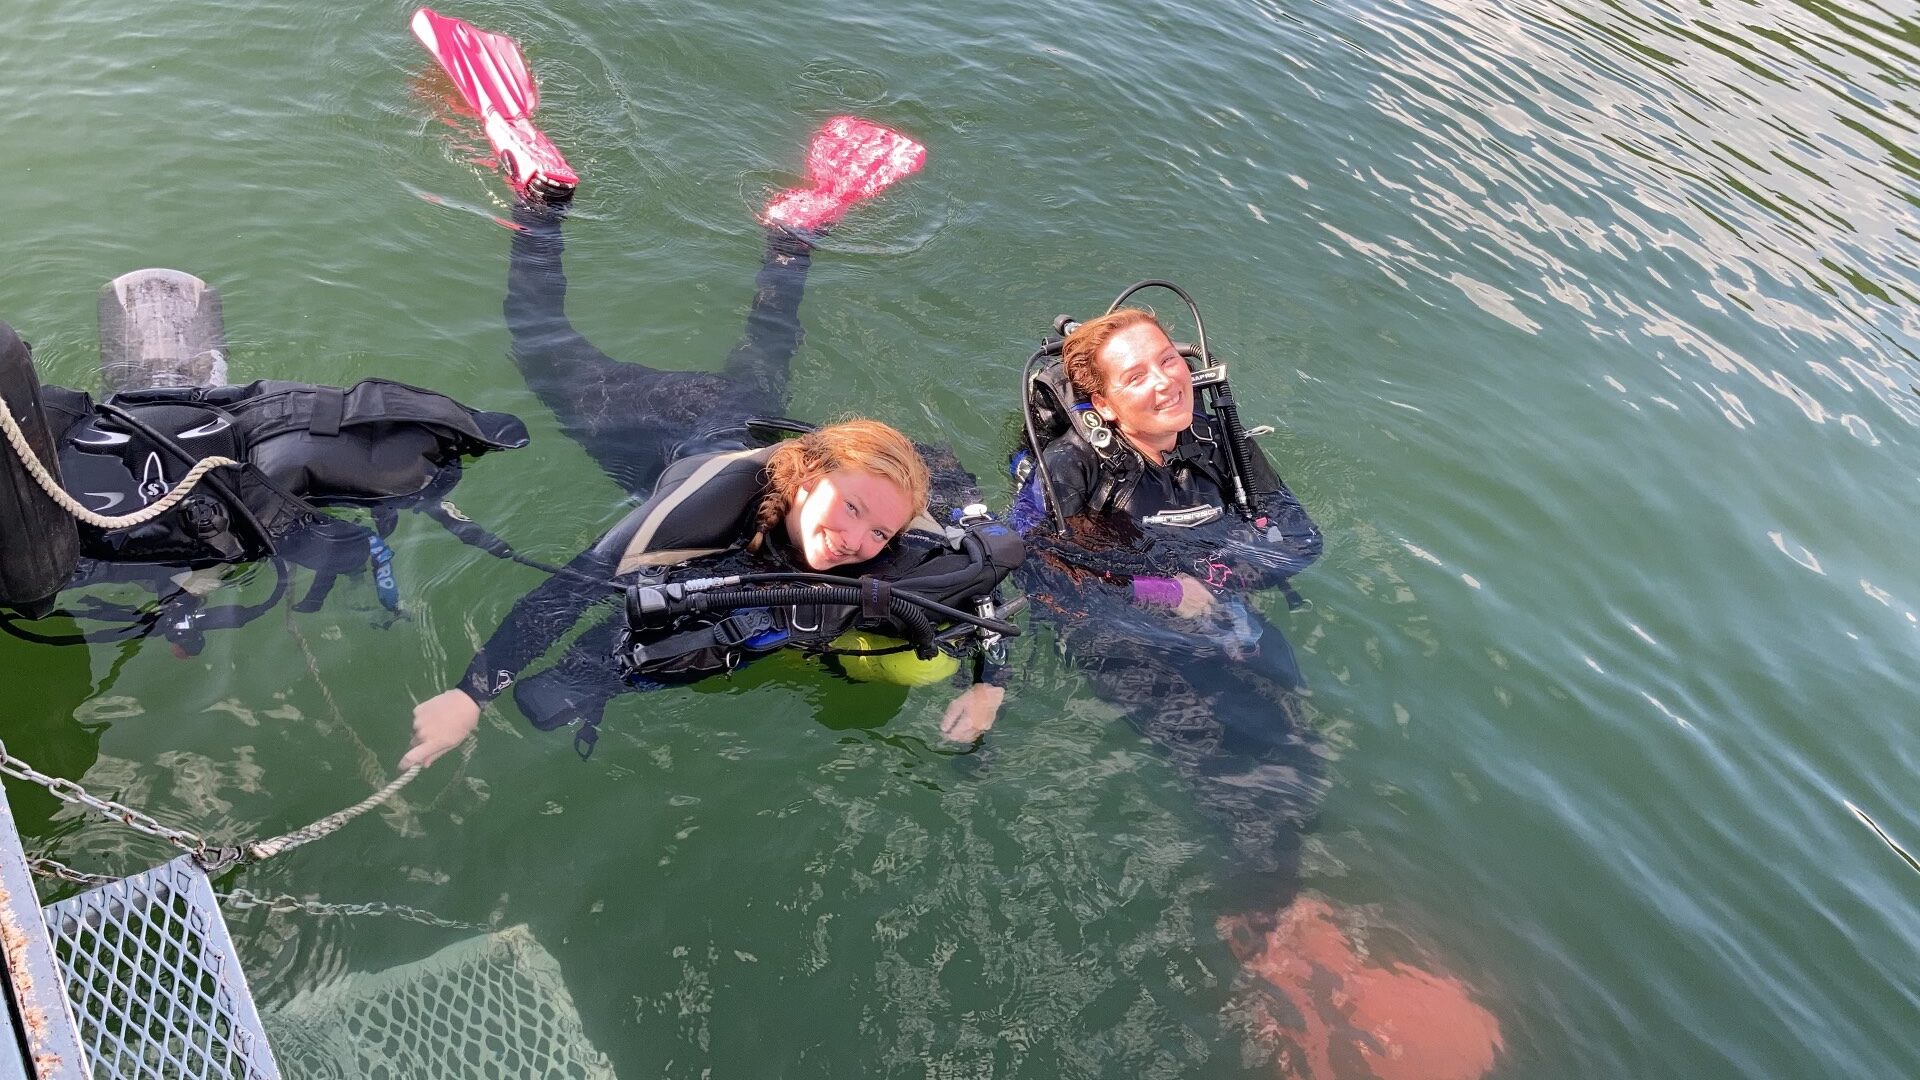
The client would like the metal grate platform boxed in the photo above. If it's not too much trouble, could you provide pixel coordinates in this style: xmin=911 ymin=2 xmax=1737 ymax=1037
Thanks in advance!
xmin=264 ymin=924 xmax=615 ymax=1080
xmin=41 ymin=857 xmax=279 ymax=1080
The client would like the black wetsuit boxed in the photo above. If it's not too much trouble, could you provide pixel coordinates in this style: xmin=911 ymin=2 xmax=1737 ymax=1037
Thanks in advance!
xmin=479 ymin=199 xmax=984 ymax=1075
xmin=503 ymin=201 xmax=809 ymax=494
xmin=1013 ymin=417 xmax=1326 ymax=903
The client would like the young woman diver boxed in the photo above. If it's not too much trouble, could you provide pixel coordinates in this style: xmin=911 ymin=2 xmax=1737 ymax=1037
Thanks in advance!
xmin=402 ymin=11 xmax=1018 ymax=769
xmin=1002 ymin=286 xmax=1502 ymax=1079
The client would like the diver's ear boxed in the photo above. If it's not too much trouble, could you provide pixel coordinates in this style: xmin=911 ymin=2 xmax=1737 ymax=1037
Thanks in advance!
xmin=1090 ymin=392 xmax=1119 ymax=424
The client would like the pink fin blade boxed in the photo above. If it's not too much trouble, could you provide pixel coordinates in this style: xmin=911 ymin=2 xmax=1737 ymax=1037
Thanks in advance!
xmin=411 ymin=8 xmax=539 ymax=119
xmin=1221 ymin=899 xmax=1504 ymax=1080
xmin=807 ymin=117 xmax=928 ymax=200
xmin=764 ymin=117 xmax=927 ymax=231
xmin=411 ymin=8 xmax=575 ymax=194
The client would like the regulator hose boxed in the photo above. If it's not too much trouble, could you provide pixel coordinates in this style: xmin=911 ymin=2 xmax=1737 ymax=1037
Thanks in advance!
xmin=1021 ymin=343 xmax=1066 ymax=530
xmin=693 ymin=575 xmax=1021 ymax=637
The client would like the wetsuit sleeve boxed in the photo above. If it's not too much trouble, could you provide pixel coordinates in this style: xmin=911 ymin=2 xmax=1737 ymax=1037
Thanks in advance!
xmin=458 ymin=540 xmax=620 ymax=705
xmin=1015 ymin=529 xmax=1146 ymax=609
xmin=975 ymin=653 xmax=1014 ymax=688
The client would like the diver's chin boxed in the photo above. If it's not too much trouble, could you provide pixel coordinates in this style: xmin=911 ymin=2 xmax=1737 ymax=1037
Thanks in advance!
xmin=808 ymin=540 xmax=847 ymax=571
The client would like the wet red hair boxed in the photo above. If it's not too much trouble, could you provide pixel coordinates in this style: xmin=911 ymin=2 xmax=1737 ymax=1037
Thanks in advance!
xmin=1061 ymin=307 xmax=1164 ymax=399
xmin=749 ymin=419 xmax=930 ymax=552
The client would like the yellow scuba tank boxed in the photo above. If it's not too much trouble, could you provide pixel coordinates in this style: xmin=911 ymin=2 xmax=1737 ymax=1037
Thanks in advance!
xmin=828 ymin=630 xmax=959 ymax=687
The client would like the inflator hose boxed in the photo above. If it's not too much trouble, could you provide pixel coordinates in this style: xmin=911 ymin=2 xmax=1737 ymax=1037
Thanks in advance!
xmin=683 ymin=577 xmax=1020 ymax=638
xmin=679 ymin=584 xmax=942 ymax=657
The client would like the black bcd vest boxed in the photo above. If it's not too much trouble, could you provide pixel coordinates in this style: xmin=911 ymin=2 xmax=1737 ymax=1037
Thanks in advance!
xmin=39 ymin=377 xmax=529 ymax=575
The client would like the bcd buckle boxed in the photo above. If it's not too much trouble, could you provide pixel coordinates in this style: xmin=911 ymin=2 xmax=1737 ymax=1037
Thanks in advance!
xmin=710 ymin=607 xmax=777 ymax=647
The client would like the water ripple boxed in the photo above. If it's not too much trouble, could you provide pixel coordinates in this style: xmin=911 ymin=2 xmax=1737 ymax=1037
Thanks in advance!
xmin=1279 ymin=0 xmax=1920 ymax=434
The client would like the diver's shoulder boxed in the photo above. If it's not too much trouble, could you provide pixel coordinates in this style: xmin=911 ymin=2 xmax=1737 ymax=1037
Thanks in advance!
xmin=1039 ymin=430 xmax=1103 ymax=475
xmin=1185 ymin=413 xmax=1228 ymax=447
xmin=593 ymin=445 xmax=776 ymax=567
xmin=653 ymin=443 xmax=778 ymax=496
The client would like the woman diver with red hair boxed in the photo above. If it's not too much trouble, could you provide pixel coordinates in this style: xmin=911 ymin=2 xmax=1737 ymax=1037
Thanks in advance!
xmin=1003 ymin=296 xmax=1503 ymax=1080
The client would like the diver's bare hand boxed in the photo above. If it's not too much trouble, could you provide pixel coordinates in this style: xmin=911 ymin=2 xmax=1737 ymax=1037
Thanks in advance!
xmin=400 ymin=689 xmax=481 ymax=770
xmin=940 ymin=683 xmax=1006 ymax=744
xmin=1173 ymin=573 xmax=1221 ymax=620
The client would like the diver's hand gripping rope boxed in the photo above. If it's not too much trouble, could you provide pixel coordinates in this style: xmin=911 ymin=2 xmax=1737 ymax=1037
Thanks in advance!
xmin=2 ymin=396 xmax=240 ymax=529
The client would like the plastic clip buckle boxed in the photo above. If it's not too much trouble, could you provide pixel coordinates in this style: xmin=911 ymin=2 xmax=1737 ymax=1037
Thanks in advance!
xmin=711 ymin=608 xmax=777 ymax=648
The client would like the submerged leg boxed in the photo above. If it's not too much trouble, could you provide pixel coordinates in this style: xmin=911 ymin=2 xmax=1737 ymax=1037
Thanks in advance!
xmin=503 ymin=200 xmax=636 ymax=405
xmin=497 ymin=117 xmax=924 ymax=491
xmin=1081 ymin=641 xmax=1328 ymax=901
xmin=720 ymin=116 xmax=929 ymax=410
xmin=717 ymin=228 xmax=817 ymax=414
xmin=501 ymin=200 xmax=734 ymax=492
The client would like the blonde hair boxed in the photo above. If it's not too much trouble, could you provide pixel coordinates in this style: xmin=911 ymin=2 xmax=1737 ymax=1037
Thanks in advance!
xmin=749 ymin=419 xmax=931 ymax=552
xmin=1062 ymin=307 xmax=1163 ymax=399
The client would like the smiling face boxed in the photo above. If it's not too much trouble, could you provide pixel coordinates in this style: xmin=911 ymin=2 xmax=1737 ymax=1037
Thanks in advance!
xmin=1089 ymin=320 xmax=1195 ymax=457
xmin=785 ymin=468 xmax=916 ymax=570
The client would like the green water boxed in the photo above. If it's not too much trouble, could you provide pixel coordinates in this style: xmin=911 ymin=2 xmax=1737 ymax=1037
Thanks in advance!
xmin=5 ymin=0 xmax=1919 ymax=1076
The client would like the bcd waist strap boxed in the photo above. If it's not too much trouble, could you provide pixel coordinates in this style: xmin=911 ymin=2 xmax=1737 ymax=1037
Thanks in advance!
xmin=618 ymin=607 xmax=785 ymax=683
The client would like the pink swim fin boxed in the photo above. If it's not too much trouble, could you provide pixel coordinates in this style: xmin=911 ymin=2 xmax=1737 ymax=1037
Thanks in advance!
xmin=762 ymin=117 xmax=927 ymax=231
xmin=411 ymin=7 xmax=578 ymax=197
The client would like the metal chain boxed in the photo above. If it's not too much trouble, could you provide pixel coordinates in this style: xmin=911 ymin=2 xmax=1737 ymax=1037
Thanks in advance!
xmin=0 ymin=731 xmax=424 ymax=873
xmin=216 ymin=888 xmax=486 ymax=931
xmin=0 ymin=736 xmax=213 ymax=859
xmin=26 ymin=857 xmax=483 ymax=931
xmin=27 ymin=857 xmax=121 ymax=888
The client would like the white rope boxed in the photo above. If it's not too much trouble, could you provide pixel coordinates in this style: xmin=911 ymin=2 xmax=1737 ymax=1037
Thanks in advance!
xmin=2 ymin=397 xmax=239 ymax=529
xmin=246 ymin=765 xmax=425 ymax=862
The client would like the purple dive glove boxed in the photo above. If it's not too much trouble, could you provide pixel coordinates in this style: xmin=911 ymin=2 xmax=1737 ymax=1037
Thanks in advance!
xmin=1130 ymin=575 xmax=1184 ymax=607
